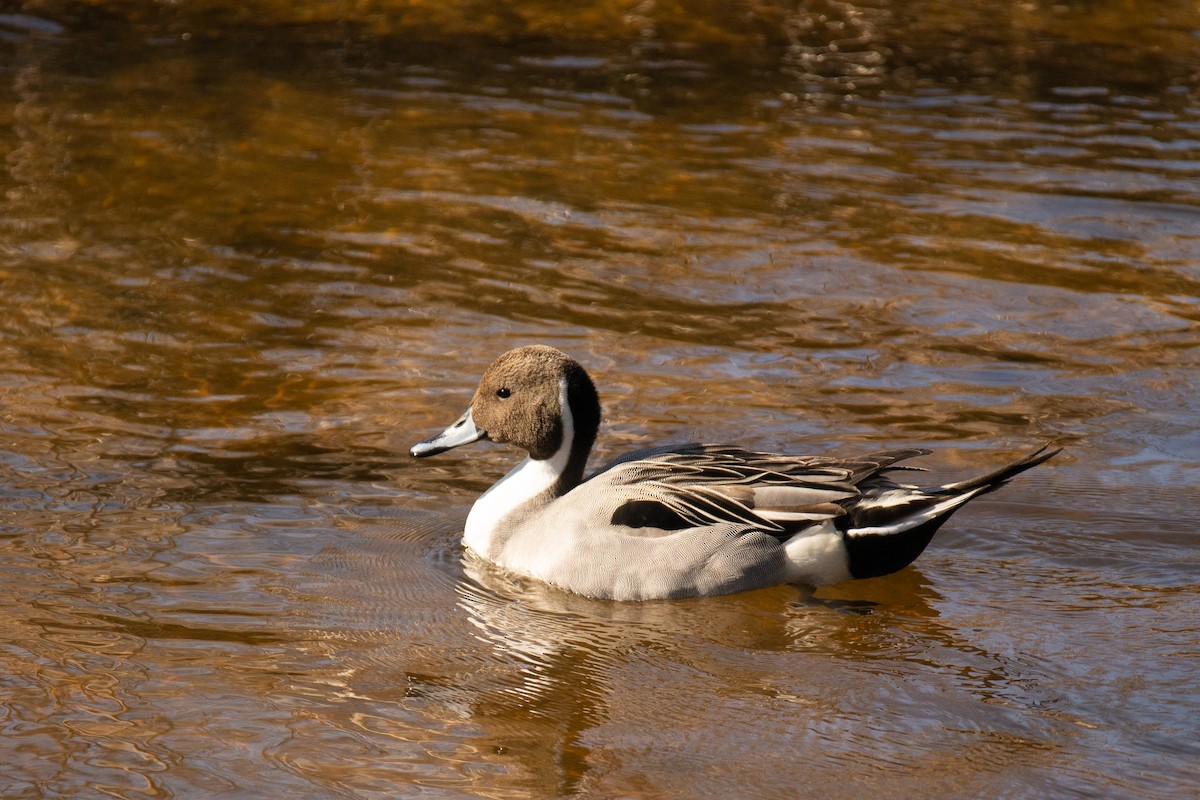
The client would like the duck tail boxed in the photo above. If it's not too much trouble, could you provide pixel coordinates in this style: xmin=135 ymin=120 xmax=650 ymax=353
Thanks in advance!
xmin=838 ymin=445 xmax=1060 ymax=580
xmin=940 ymin=443 xmax=1061 ymax=494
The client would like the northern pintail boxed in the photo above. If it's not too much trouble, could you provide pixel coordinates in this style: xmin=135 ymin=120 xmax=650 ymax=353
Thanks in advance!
xmin=410 ymin=345 xmax=1059 ymax=600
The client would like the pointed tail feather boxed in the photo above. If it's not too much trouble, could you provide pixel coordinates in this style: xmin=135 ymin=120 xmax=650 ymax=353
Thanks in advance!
xmin=840 ymin=444 xmax=1060 ymax=580
xmin=940 ymin=444 xmax=1061 ymax=494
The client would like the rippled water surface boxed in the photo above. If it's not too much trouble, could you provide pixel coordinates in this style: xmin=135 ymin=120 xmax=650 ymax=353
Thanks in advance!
xmin=1 ymin=2 xmax=1198 ymax=797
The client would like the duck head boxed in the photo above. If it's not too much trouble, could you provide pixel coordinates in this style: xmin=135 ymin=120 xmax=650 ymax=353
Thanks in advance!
xmin=410 ymin=345 xmax=600 ymax=464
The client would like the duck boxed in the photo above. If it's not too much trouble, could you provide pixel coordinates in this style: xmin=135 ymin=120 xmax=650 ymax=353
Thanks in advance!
xmin=410 ymin=345 xmax=1059 ymax=601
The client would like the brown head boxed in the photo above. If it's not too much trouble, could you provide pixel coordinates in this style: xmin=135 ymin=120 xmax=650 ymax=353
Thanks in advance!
xmin=410 ymin=346 xmax=601 ymax=475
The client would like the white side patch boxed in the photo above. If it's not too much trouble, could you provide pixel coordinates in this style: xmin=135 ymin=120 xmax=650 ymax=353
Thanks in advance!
xmin=782 ymin=521 xmax=853 ymax=586
xmin=849 ymin=486 xmax=988 ymax=537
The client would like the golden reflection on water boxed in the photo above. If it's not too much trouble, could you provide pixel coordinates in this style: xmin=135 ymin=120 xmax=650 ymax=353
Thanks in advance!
xmin=1 ymin=1 xmax=1199 ymax=797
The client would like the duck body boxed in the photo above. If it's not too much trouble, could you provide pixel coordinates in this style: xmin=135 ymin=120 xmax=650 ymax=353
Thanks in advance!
xmin=465 ymin=449 xmax=801 ymax=599
xmin=411 ymin=345 xmax=1059 ymax=601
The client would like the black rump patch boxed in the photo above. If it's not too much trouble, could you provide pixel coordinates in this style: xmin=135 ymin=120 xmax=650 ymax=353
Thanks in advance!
xmin=840 ymin=516 xmax=949 ymax=579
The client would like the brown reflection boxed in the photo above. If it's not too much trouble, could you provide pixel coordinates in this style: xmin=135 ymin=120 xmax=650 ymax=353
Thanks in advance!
xmin=1 ymin=2 xmax=1198 ymax=797
xmin=14 ymin=1 xmax=1200 ymax=94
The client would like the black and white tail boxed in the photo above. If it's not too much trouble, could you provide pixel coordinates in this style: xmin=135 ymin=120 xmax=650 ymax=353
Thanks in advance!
xmin=838 ymin=445 xmax=1061 ymax=579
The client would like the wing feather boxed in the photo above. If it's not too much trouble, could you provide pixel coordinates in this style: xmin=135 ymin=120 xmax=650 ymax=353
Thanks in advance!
xmin=595 ymin=444 xmax=923 ymax=538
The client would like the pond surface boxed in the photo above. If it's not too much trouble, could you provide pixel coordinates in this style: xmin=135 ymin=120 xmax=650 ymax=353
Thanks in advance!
xmin=1 ymin=2 xmax=1198 ymax=797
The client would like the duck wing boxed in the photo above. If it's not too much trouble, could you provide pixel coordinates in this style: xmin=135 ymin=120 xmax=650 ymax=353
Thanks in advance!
xmin=591 ymin=444 xmax=932 ymax=540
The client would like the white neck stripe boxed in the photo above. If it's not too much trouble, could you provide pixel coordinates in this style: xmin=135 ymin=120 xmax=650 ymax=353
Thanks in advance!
xmin=462 ymin=377 xmax=573 ymax=557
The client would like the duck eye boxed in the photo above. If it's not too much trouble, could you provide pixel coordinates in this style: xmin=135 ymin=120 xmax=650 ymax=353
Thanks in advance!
xmin=496 ymin=387 xmax=511 ymax=399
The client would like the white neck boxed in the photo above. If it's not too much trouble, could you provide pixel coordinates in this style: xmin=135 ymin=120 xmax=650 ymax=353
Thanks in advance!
xmin=462 ymin=377 xmax=575 ymax=558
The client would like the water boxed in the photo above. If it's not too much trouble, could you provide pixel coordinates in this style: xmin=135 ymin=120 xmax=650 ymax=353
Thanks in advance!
xmin=1 ymin=2 xmax=1198 ymax=797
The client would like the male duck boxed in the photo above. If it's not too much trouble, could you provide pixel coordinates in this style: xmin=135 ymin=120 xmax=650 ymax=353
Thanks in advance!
xmin=410 ymin=345 xmax=1058 ymax=601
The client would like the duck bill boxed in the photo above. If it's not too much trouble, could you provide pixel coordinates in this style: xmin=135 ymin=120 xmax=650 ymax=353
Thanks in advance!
xmin=410 ymin=407 xmax=486 ymax=457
